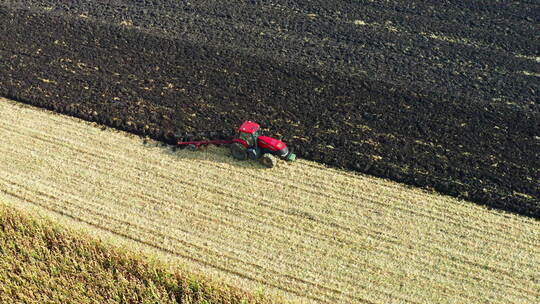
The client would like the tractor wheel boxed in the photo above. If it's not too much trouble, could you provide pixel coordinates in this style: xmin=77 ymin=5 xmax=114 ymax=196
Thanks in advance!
xmin=260 ymin=153 xmax=277 ymax=168
xmin=186 ymin=144 xmax=197 ymax=151
xmin=230 ymin=143 xmax=247 ymax=160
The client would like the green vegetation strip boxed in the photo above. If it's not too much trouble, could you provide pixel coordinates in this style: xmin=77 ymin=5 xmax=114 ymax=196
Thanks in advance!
xmin=0 ymin=204 xmax=269 ymax=304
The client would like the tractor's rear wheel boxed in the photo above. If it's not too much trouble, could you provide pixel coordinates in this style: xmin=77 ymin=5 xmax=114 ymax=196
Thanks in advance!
xmin=260 ymin=153 xmax=277 ymax=168
xmin=230 ymin=143 xmax=247 ymax=160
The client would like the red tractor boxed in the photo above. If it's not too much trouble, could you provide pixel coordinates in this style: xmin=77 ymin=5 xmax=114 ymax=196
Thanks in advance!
xmin=177 ymin=121 xmax=296 ymax=168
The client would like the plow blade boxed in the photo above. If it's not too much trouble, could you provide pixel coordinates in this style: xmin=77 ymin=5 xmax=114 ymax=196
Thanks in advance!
xmin=174 ymin=129 xmax=233 ymax=142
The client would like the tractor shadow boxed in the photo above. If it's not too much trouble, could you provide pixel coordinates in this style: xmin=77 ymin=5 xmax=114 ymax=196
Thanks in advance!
xmin=142 ymin=140 xmax=269 ymax=170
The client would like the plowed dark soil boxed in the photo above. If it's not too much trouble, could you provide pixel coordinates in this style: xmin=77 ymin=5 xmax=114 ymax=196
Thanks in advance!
xmin=0 ymin=1 xmax=539 ymax=218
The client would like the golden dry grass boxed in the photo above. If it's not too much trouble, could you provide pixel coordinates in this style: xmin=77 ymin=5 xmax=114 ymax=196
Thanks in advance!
xmin=0 ymin=203 xmax=266 ymax=304
xmin=0 ymin=98 xmax=539 ymax=303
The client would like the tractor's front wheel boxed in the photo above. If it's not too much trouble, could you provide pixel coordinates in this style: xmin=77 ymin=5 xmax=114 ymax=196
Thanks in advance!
xmin=230 ymin=143 xmax=247 ymax=160
xmin=260 ymin=153 xmax=277 ymax=168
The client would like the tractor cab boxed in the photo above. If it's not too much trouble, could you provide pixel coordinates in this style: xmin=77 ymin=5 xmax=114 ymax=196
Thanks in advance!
xmin=237 ymin=121 xmax=261 ymax=148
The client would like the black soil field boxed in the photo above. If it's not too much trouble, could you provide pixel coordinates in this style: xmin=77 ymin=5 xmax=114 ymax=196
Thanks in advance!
xmin=0 ymin=1 xmax=539 ymax=218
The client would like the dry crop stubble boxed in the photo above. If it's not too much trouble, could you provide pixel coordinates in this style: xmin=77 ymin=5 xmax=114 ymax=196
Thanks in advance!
xmin=0 ymin=98 xmax=539 ymax=304
xmin=0 ymin=204 xmax=263 ymax=304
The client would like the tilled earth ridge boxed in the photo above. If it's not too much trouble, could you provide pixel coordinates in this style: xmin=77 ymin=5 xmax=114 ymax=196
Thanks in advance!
xmin=0 ymin=3 xmax=539 ymax=218
xmin=4 ymin=0 xmax=539 ymax=105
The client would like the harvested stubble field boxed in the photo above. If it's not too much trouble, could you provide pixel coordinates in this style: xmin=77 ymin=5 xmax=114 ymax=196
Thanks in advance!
xmin=0 ymin=1 xmax=539 ymax=218
xmin=1 ymin=98 xmax=539 ymax=304
xmin=0 ymin=204 xmax=261 ymax=304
